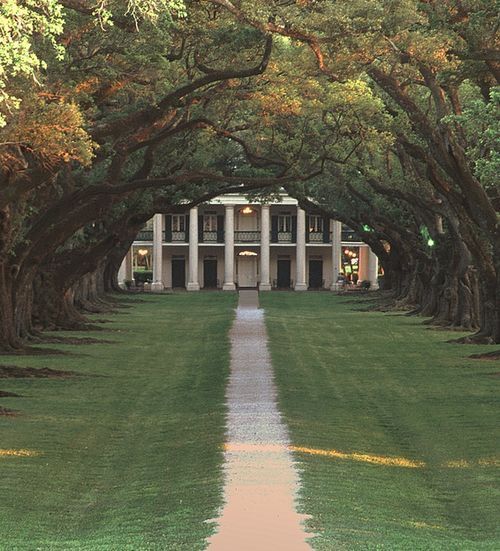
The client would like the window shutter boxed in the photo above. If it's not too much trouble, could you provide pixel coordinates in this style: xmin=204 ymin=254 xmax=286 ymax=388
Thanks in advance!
xmin=305 ymin=215 xmax=310 ymax=243
xmin=165 ymin=215 xmax=172 ymax=242
xmin=271 ymin=216 xmax=278 ymax=243
xmin=185 ymin=215 xmax=189 ymax=241
xmin=291 ymin=216 xmax=297 ymax=242
xmin=198 ymin=215 xmax=204 ymax=242
xmin=217 ymin=215 xmax=224 ymax=243
xmin=323 ymin=216 xmax=330 ymax=243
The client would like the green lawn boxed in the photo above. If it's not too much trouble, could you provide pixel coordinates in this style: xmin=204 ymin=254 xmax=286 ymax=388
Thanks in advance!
xmin=261 ymin=292 xmax=499 ymax=550
xmin=0 ymin=293 xmax=236 ymax=550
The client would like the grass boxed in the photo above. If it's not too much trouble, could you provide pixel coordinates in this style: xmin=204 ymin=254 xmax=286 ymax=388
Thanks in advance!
xmin=0 ymin=292 xmax=236 ymax=550
xmin=261 ymin=292 xmax=500 ymax=550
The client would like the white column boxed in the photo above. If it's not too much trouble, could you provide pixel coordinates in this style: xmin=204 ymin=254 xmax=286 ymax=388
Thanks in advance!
xmin=125 ymin=248 xmax=133 ymax=281
xmin=151 ymin=214 xmax=164 ymax=292
xmin=187 ymin=207 xmax=200 ymax=291
xmin=118 ymin=256 xmax=126 ymax=287
xmin=223 ymin=205 xmax=236 ymax=291
xmin=330 ymin=220 xmax=342 ymax=291
xmin=294 ymin=207 xmax=307 ymax=291
xmin=368 ymin=248 xmax=379 ymax=290
xmin=358 ymin=245 xmax=370 ymax=282
xmin=259 ymin=205 xmax=271 ymax=291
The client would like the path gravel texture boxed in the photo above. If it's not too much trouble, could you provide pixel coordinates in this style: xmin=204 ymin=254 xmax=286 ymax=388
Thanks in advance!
xmin=207 ymin=290 xmax=310 ymax=550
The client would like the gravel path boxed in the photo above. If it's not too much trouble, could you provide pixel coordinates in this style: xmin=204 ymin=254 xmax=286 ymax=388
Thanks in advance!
xmin=207 ymin=290 xmax=310 ymax=550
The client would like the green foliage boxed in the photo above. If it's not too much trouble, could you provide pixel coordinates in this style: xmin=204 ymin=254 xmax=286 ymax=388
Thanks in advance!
xmin=1 ymin=94 xmax=96 ymax=165
xmin=0 ymin=0 xmax=64 ymax=126
xmin=93 ymin=0 xmax=186 ymax=27
xmin=446 ymin=87 xmax=500 ymax=191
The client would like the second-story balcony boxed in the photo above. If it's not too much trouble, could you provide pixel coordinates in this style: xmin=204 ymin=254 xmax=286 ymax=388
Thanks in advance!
xmin=136 ymin=225 xmax=362 ymax=245
xmin=235 ymin=230 xmax=260 ymax=243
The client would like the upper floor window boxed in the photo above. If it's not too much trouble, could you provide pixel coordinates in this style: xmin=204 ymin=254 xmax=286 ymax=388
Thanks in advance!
xmin=278 ymin=214 xmax=291 ymax=233
xmin=172 ymin=214 xmax=185 ymax=232
xmin=204 ymin=214 xmax=217 ymax=232
xmin=309 ymin=215 xmax=324 ymax=233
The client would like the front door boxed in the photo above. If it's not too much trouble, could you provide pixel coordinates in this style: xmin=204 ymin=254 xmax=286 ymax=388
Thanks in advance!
xmin=309 ymin=259 xmax=323 ymax=289
xmin=172 ymin=257 xmax=186 ymax=288
xmin=277 ymin=258 xmax=291 ymax=288
xmin=238 ymin=256 xmax=258 ymax=287
xmin=203 ymin=258 xmax=218 ymax=288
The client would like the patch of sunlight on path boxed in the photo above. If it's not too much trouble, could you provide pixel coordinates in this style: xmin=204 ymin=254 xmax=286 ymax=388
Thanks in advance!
xmin=207 ymin=290 xmax=311 ymax=551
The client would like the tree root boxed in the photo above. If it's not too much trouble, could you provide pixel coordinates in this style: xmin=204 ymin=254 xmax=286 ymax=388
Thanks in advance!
xmin=470 ymin=350 xmax=500 ymax=360
xmin=0 ymin=346 xmax=69 ymax=356
xmin=0 ymin=365 xmax=78 ymax=378
xmin=40 ymin=336 xmax=116 ymax=345
xmin=0 ymin=390 xmax=22 ymax=398
xmin=0 ymin=406 xmax=18 ymax=416
xmin=448 ymin=334 xmax=495 ymax=345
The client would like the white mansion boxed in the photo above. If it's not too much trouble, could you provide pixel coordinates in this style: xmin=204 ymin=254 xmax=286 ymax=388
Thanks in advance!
xmin=118 ymin=193 xmax=380 ymax=291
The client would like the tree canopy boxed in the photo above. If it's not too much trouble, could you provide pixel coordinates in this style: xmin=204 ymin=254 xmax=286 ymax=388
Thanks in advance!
xmin=0 ymin=0 xmax=498 ymax=349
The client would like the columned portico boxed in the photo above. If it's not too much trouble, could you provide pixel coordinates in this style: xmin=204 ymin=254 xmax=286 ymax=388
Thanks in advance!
xmin=330 ymin=220 xmax=342 ymax=291
xmin=294 ymin=208 xmax=307 ymax=291
xmin=259 ymin=205 xmax=271 ymax=291
xmin=130 ymin=193 xmax=381 ymax=293
xmin=368 ymin=249 xmax=379 ymax=290
xmin=151 ymin=213 xmax=164 ymax=292
xmin=187 ymin=207 xmax=200 ymax=291
xmin=223 ymin=205 xmax=236 ymax=291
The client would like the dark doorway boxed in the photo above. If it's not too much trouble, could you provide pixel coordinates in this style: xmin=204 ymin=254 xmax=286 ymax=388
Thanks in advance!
xmin=309 ymin=259 xmax=323 ymax=289
xmin=277 ymin=258 xmax=291 ymax=288
xmin=203 ymin=258 xmax=218 ymax=288
xmin=172 ymin=257 xmax=186 ymax=288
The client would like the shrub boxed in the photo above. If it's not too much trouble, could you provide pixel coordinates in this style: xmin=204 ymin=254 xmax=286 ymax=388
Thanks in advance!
xmin=134 ymin=271 xmax=153 ymax=284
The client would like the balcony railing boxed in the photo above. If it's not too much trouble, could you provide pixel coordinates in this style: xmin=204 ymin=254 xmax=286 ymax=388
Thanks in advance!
xmin=136 ymin=227 xmax=361 ymax=244
xmin=171 ymin=231 xmax=186 ymax=242
xmin=235 ymin=230 xmax=260 ymax=243
xmin=202 ymin=231 xmax=218 ymax=242
xmin=136 ymin=230 xmax=153 ymax=241
xmin=277 ymin=231 xmax=293 ymax=243
xmin=308 ymin=232 xmax=324 ymax=243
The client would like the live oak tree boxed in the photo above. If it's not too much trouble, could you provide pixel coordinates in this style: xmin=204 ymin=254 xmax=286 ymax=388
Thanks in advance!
xmin=0 ymin=1 xmax=329 ymax=349
xmin=206 ymin=0 xmax=499 ymax=343
xmin=0 ymin=0 xmax=498 ymax=349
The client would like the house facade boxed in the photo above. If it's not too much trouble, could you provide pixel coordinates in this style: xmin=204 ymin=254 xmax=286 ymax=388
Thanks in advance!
xmin=118 ymin=194 xmax=380 ymax=291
